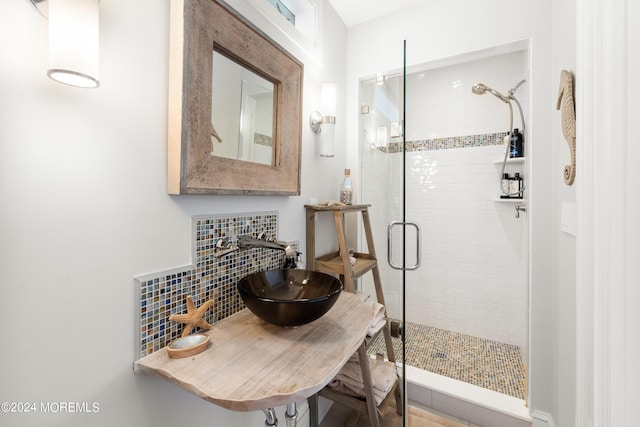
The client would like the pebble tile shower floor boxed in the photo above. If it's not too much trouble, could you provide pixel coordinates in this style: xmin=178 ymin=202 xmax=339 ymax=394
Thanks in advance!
xmin=368 ymin=321 xmax=526 ymax=400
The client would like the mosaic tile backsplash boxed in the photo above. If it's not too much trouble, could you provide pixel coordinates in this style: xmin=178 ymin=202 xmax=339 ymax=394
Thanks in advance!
xmin=379 ymin=131 xmax=509 ymax=153
xmin=134 ymin=212 xmax=290 ymax=359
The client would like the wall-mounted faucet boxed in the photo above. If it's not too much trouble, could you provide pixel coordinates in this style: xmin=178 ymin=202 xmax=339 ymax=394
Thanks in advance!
xmin=238 ymin=233 xmax=298 ymax=269
xmin=215 ymin=233 xmax=299 ymax=268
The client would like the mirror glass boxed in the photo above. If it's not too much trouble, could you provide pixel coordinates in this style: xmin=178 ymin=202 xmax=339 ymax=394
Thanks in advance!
xmin=211 ymin=50 xmax=275 ymax=166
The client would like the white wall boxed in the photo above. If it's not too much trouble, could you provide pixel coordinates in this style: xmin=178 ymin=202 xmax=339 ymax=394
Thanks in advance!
xmin=574 ymin=0 xmax=640 ymax=425
xmin=345 ymin=0 xmax=555 ymax=416
xmin=549 ymin=0 xmax=576 ymax=424
xmin=405 ymin=50 xmax=529 ymax=139
xmin=0 ymin=0 xmax=346 ymax=425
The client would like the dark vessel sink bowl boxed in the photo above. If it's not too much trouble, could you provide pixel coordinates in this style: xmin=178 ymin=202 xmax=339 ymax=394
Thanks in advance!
xmin=238 ymin=269 xmax=343 ymax=327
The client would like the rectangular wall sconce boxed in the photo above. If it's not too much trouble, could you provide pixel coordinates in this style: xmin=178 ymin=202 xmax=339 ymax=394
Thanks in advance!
xmin=310 ymin=82 xmax=337 ymax=157
xmin=28 ymin=0 xmax=100 ymax=88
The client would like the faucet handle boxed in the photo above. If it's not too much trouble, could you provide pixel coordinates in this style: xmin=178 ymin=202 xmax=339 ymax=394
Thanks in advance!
xmin=294 ymin=252 xmax=305 ymax=269
xmin=214 ymin=238 xmax=239 ymax=258
xmin=283 ymin=252 xmax=304 ymax=269
xmin=257 ymin=231 xmax=278 ymax=242
xmin=283 ymin=254 xmax=298 ymax=269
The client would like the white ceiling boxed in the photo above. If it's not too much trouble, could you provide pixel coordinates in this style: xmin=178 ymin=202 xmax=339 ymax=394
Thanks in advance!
xmin=327 ymin=0 xmax=431 ymax=28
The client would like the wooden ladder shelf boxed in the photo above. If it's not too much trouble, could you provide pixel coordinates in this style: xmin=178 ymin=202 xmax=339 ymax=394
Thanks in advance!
xmin=305 ymin=204 xmax=402 ymax=427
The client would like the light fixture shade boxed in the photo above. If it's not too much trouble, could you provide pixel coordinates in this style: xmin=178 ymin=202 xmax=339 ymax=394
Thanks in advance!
xmin=319 ymin=121 xmax=335 ymax=157
xmin=321 ymin=82 xmax=337 ymax=117
xmin=48 ymin=0 xmax=100 ymax=88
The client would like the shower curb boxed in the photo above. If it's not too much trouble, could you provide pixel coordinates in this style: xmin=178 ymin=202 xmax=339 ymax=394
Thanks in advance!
xmin=405 ymin=365 xmax=532 ymax=427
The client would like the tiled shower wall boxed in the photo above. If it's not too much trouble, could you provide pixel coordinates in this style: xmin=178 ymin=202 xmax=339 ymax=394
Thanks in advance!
xmin=134 ymin=212 xmax=287 ymax=359
xmin=360 ymin=47 xmax=529 ymax=349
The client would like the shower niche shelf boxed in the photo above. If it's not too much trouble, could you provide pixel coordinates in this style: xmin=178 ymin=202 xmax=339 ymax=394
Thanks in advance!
xmin=494 ymin=156 xmax=525 ymax=202
xmin=493 ymin=198 xmax=526 ymax=203
xmin=494 ymin=156 xmax=525 ymax=165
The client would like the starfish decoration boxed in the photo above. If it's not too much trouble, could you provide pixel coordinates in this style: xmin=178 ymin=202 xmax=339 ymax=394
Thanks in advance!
xmin=169 ymin=295 xmax=214 ymax=337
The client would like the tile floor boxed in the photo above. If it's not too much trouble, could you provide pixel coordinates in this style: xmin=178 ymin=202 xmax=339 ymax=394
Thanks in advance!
xmin=367 ymin=322 xmax=526 ymax=400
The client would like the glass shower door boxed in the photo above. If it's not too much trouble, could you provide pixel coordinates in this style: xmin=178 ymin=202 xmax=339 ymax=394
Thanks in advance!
xmin=358 ymin=41 xmax=414 ymax=424
xmin=361 ymin=39 xmax=531 ymax=426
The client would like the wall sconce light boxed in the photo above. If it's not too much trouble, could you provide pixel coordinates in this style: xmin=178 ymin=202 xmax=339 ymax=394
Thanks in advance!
xmin=310 ymin=82 xmax=337 ymax=157
xmin=28 ymin=0 xmax=100 ymax=88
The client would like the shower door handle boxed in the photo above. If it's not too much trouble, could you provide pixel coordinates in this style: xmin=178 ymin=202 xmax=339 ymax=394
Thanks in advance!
xmin=387 ymin=221 xmax=421 ymax=271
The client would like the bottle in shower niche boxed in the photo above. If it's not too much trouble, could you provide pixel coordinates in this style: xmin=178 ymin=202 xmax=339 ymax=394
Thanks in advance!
xmin=500 ymin=173 xmax=511 ymax=199
xmin=516 ymin=129 xmax=524 ymax=157
xmin=510 ymin=173 xmax=524 ymax=199
xmin=509 ymin=129 xmax=524 ymax=158
xmin=340 ymin=168 xmax=353 ymax=205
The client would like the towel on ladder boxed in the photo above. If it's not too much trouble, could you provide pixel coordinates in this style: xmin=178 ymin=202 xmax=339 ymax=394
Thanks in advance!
xmin=354 ymin=292 xmax=387 ymax=337
xmin=327 ymin=353 xmax=397 ymax=406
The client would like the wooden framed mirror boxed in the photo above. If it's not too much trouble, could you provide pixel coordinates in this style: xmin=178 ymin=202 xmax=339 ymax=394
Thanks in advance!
xmin=167 ymin=0 xmax=303 ymax=195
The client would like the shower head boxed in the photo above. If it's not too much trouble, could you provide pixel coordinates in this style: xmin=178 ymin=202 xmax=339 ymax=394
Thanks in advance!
xmin=471 ymin=83 xmax=510 ymax=103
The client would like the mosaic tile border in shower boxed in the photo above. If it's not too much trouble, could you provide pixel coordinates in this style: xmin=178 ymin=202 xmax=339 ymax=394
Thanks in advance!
xmin=368 ymin=321 xmax=526 ymax=400
xmin=254 ymin=132 xmax=272 ymax=147
xmin=134 ymin=211 xmax=290 ymax=360
xmin=380 ymin=131 xmax=509 ymax=153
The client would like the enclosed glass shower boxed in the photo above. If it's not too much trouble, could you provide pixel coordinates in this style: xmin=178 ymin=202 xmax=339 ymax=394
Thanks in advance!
xmin=359 ymin=41 xmax=530 ymax=410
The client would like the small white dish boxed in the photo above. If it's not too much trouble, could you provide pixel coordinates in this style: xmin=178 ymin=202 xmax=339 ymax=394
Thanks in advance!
xmin=166 ymin=334 xmax=210 ymax=358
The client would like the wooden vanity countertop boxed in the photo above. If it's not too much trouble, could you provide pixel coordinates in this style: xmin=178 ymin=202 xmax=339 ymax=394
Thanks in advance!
xmin=134 ymin=291 xmax=375 ymax=412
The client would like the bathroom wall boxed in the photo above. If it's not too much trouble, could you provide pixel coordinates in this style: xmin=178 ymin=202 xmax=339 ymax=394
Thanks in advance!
xmin=0 ymin=1 xmax=347 ymax=426
xmin=405 ymin=50 xmax=529 ymax=140
xmin=344 ymin=0 xmax=556 ymax=419
xmin=549 ymin=0 xmax=576 ymax=424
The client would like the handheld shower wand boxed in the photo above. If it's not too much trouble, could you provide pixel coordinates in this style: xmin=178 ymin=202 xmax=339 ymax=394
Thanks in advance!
xmin=471 ymin=83 xmax=510 ymax=103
